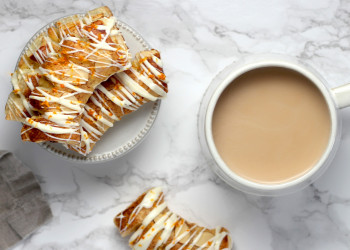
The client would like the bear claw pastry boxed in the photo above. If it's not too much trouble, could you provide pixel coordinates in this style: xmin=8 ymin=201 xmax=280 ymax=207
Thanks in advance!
xmin=114 ymin=187 xmax=232 ymax=250
xmin=5 ymin=6 xmax=131 ymax=146
xmin=69 ymin=49 xmax=168 ymax=155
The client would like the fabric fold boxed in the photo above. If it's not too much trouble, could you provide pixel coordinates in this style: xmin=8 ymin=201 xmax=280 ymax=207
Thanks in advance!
xmin=0 ymin=151 xmax=52 ymax=250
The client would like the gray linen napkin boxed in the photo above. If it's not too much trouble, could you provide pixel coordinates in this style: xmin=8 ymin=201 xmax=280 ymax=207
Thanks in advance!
xmin=0 ymin=151 xmax=52 ymax=250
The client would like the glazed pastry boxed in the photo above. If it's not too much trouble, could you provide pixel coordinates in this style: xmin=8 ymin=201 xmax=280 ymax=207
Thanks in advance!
xmin=5 ymin=6 xmax=131 ymax=145
xmin=69 ymin=49 xmax=168 ymax=155
xmin=114 ymin=187 xmax=232 ymax=250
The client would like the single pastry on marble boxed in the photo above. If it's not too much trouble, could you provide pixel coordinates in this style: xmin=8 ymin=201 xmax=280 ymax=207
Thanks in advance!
xmin=5 ymin=6 xmax=131 ymax=146
xmin=69 ymin=49 xmax=168 ymax=155
xmin=114 ymin=187 xmax=232 ymax=250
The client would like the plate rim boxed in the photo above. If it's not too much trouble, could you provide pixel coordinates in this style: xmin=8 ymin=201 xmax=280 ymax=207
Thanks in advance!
xmin=16 ymin=15 xmax=162 ymax=163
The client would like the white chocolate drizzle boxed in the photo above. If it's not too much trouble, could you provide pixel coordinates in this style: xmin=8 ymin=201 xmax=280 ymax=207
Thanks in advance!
xmin=8 ymin=8 xmax=132 ymax=145
xmin=24 ymin=117 xmax=79 ymax=134
xmin=72 ymin=50 xmax=168 ymax=155
xmin=115 ymin=187 xmax=232 ymax=250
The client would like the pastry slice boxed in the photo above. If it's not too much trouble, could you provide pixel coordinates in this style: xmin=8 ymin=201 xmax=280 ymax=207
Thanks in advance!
xmin=69 ymin=49 xmax=168 ymax=154
xmin=6 ymin=6 xmax=131 ymax=145
xmin=114 ymin=187 xmax=232 ymax=250
xmin=5 ymin=29 xmax=59 ymax=121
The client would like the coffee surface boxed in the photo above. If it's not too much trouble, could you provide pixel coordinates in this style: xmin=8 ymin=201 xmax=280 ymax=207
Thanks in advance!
xmin=212 ymin=67 xmax=331 ymax=184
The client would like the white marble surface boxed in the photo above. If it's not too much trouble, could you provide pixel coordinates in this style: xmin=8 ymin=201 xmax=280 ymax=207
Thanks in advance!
xmin=1 ymin=0 xmax=350 ymax=249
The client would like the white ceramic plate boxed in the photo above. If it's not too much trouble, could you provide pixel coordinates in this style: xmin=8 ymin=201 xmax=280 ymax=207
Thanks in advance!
xmin=17 ymin=16 xmax=161 ymax=163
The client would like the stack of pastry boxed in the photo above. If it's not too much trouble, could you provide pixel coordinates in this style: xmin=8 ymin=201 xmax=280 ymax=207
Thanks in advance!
xmin=70 ymin=49 xmax=168 ymax=155
xmin=5 ymin=6 xmax=168 ymax=155
xmin=114 ymin=187 xmax=232 ymax=249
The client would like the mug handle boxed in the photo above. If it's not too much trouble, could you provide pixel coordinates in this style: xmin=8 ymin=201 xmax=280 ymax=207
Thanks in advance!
xmin=332 ymin=84 xmax=350 ymax=109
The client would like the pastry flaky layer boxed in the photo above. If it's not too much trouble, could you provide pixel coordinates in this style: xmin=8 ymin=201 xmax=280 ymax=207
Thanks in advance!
xmin=114 ymin=187 xmax=233 ymax=250
xmin=5 ymin=6 xmax=131 ymax=146
xmin=69 ymin=49 xmax=168 ymax=155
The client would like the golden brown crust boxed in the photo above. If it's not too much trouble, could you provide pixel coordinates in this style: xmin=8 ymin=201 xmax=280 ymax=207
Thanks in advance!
xmin=5 ymin=93 xmax=31 ymax=122
xmin=114 ymin=188 xmax=232 ymax=250
xmin=6 ymin=6 xmax=131 ymax=146
xmin=69 ymin=49 xmax=168 ymax=155
xmin=114 ymin=191 xmax=152 ymax=237
xmin=21 ymin=121 xmax=80 ymax=144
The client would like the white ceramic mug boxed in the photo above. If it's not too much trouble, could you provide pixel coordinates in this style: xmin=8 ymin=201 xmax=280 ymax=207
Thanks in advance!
xmin=198 ymin=54 xmax=350 ymax=195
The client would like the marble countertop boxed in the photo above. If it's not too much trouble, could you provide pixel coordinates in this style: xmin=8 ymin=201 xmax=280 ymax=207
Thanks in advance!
xmin=1 ymin=0 xmax=350 ymax=249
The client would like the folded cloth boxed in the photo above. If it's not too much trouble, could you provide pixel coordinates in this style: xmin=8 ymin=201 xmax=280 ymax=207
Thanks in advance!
xmin=0 ymin=151 xmax=52 ymax=250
